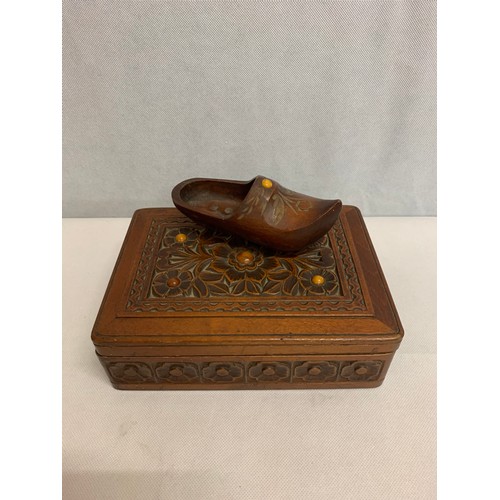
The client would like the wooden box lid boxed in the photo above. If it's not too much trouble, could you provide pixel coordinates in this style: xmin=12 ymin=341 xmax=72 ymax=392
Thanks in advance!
xmin=92 ymin=206 xmax=403 ymax=359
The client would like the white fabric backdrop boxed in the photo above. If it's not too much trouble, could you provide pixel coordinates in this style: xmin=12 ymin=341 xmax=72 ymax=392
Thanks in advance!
xmin=63 ymin=216 xmax=436 ymax=499
xmin=63 ymin=0 xmax=436 ymax=217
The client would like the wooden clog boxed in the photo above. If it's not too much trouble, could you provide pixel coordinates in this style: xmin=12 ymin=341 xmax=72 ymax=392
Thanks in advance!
xmin=171 ymin=175 xmax=342 ymax=252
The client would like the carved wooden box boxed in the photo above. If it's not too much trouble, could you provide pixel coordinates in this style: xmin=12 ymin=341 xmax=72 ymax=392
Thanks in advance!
xmin=91 ymin=206 xmax=403 ymax=389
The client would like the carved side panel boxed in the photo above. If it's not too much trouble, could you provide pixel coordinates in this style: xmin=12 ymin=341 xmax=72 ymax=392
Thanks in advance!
xmin=102 ymin=359 xmax=385 ymax=386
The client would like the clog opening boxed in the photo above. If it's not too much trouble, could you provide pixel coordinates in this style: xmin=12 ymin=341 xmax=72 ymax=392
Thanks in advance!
xmin=179 ymin=179 xmax=253 ymax=219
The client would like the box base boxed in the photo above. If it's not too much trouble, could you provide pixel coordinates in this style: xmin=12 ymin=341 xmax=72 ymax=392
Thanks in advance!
xmin=98 ymin=352 xmax=395 ymax=390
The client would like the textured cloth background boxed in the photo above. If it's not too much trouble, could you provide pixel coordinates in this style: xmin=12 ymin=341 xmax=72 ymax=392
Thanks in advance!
xmin=62 ymin=0 xmax=436 ymax=217
xmin=63 ymin=216 xmax=436 ymax=499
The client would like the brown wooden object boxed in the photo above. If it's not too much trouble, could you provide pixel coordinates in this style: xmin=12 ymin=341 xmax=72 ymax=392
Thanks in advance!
xmin=172 ymin=175 xmax=342 ymax=252
xmin=91 ymin=206 xmax=403 ymax=390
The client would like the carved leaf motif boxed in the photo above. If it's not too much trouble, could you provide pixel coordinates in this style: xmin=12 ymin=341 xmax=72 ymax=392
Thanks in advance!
xmin=319 ymin=248 xmax=335 ymax=267
xmin=283 ymin=275 xmax=298 ymax=294
xmin=245 ymin=280 xmax=260 ymax=295
xmin=233 ymin=280 xmax=260 ymax=295
xmin=237 ymin=192 xmax=264 ymax=220
xmin=263 ymin=280 xmax=283 ymax=294
xmin=206 ymin=281 xmax=230 ymax=295
xmin=192 ymin=278 xmax=208 ymax=298
xmin=168 ymin=247 xmax=205 ymax=270
xmin=198 ymin=270 xmax=222 ymax=282
xmin=289 ymin=279 xmax=304 ymax=295
xmin=271 ymin=194 xmax=285 ymax=224
xmin=232 ymin=281 xmax=245 ymax=295
xmin=267 ymin=267 xmax=292 ymax=281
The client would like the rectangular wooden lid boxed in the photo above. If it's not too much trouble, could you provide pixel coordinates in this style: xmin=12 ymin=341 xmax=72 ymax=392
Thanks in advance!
xmin=91 ymin=206 xmax=403 ymax=356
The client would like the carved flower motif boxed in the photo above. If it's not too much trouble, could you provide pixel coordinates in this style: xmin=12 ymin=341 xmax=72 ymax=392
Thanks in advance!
xmin=298 ymin=269 xmax=339 ymax=295
xmin=248 ymin=362 xmax=290 ymax=382
xmin=163 ymin=227 xmax=199 ymax=248
xmin=210 ymin=245 xmax=279 ymax=295
xmin=152 ymin=270 xmax=192 ymax=296
xmin=293 ymin=361 xmax=339 ymax=382
xmin=339 ymin=361 xmax=383 ymax=381
xmin=202 ymin=362 xmax=244 ymax=383
xmin=108 ymin=363 xmax=153 ymax=383
xmin=158 ymin=229 xmax=200 ymax=269
xmin=155 ymin=363 xmax=199 ymax=383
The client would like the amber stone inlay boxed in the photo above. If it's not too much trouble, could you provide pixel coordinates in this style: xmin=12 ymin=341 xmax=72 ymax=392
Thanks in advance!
xmin=236 ymin=250 xmax=255 ymax=265
xmin=175 ymin=233 xmax=187 ymax=243
xmin=261 ymin=178 xmax=273 ymax=189
xmin=311 ymin=274 xmax=325 ymax=286
xmin=167 ymin=277 xmax=181 ymax=288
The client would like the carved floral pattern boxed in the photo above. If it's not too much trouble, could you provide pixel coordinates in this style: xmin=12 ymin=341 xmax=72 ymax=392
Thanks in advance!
xmin=155 ymin=362 xmax=199 ymax=383
xmin=152 ymin=270 xmax=193 ymax=297
xmin=150 ymin=226 xmax=338 ymax=298
xmin=339 ymin=361 xmax=383 ymax=381
xmin=209 ymin=245 xmax=282 ymax=295
xmin=201 ymin=362 xmax=245 ymax=383
xmin=125 ymin=213 xmax=367 ymax=313
xmin=298 ymin=269 xmax=340 ymax=295
xmin=293 ymin=361 xmax=339 ymax=382
xmin=248 ymin=362 xmax=290 ymax=382
xmin=237 ymin=183 xmax=313 ymax=225
xmin=163 ymin=227 xmax=199 ymax=248
xmin=108 ymin=362 xmax=154 ymax=383
xmin=104 ymin=359 xmax=384 ymax=385
xmin=212 ymin=246 xmax=277 ymax=280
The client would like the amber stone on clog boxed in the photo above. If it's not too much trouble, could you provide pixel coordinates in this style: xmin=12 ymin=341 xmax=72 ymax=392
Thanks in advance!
xmin=171 ymin=175 xmax=342 ymax=252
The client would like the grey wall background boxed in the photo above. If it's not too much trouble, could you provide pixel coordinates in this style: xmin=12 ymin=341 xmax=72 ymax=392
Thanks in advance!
xmin=63 ymin=0 xmax=436 ymax=217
